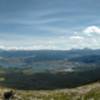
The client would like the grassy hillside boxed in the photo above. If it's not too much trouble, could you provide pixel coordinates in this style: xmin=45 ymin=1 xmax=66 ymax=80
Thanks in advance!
xmin=0 ymin=82 xmax=100 ymax=100
xmin=0 ymin=67 xmax=99 ymax=99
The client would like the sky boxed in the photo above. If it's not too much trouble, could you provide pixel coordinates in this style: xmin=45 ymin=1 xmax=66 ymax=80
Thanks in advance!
xmin=0 ymin=0 xmax=100 ymax=50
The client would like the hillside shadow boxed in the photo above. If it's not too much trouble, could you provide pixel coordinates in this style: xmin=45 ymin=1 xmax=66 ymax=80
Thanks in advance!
xmin=0 ymin=68 xmax=100 ymax=90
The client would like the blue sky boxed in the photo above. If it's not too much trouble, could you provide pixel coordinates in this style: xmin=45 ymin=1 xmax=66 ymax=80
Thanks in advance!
xmin=0 ymin=0 xmax=100 ymax=50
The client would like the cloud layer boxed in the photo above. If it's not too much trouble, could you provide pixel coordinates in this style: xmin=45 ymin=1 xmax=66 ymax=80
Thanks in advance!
xmin=0 ymin=26 xmax=100 ymax=50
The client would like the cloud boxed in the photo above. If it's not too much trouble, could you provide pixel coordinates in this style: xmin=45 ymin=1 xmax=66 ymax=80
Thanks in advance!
xmin=83 ymin=26 xmax=100 ymax=34
xmin=0 ymin=38 xmax=66 ymax=50
xmin=68 ymin=26 xmax=100 ymax=49
xmin=70 ymin=36 xmax=84 ymax=40
xmin=0 ymin=25 xmax=100 ymax=50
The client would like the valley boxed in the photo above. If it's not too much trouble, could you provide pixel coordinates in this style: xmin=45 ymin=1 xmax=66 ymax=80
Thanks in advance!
xmin=0 ymin=49 xmax=99 ymax=99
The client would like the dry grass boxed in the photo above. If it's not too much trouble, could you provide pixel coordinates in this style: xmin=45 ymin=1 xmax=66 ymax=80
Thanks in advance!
xmin=0 ymin=82 xmax=100 ymax=100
